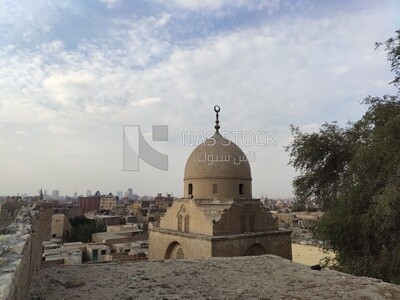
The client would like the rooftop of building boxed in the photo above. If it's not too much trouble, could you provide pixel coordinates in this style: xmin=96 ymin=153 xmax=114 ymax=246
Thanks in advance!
xmin=29 ymin=255 xmax=400 ymax=299
xmin=86 ymin=244 xmax=109 ymax=250
xmin=94 ymin=215 xmax=121 ymax=219
xmin=92 ymin=229 xmax=144 ymax=241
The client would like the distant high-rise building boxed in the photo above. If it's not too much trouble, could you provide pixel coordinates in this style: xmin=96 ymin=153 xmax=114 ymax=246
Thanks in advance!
xmin=74 ymin=190 xmax=78 ymax=198
xmin=44 ymin=190 xmax=48 ymax=196
xmin=52 ymin=190 xmax=60 ymax=199
xmin=126 ymin=188 xmax=134 ymax=200
xmin=86 ymin=190 xmax=91 ymax=197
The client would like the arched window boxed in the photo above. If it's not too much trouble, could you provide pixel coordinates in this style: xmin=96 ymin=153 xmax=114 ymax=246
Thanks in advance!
xmin=178 ymin=215 xmax=183 ymax=231
xmin=184 ymin=215 xmax=190 ymax=232
xmin=212 ymin=184 xmax=218 ymax=194
xmin=239 ymin=183 xmax=244 ymax=195
xmin=188 ymin=183 xmax=193 ymax=196
xmin=241 ymin=214 xmax=246 ymax=232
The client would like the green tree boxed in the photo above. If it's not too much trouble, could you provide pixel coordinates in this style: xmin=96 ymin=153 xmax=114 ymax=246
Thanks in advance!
xmin=286 ymin=122 xmax=353 ymax=211
xmin=66 ymin=216 xmax=106 ymax=243
xmin=286 ymin=30 xmax=400 ymax=283
xmin=377 ymin=29 xmax=400 ymax=88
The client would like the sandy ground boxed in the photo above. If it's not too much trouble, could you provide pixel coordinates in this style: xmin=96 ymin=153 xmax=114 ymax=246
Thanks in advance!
xmin=30 ymin=255 xmax=400 ymax=300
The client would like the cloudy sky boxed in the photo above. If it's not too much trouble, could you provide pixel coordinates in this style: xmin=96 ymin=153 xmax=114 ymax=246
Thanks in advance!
xmin=0 ymin=0 xmax=398 ymax=198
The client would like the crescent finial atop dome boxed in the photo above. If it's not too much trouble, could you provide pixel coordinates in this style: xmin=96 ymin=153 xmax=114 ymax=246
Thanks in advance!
xmin=214 ymin=105 xmax=220 ymax=132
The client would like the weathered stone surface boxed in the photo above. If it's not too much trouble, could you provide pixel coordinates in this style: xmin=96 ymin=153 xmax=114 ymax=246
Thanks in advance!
xmin=30 ymin=255 xmax=400 ymax=300
xmin=65 ymin=280 xmax=85 ymax=289
xmin=0 ymin=247 xmax=8 ymax=257
xmin=6 ymin=225 xmax=17 ymax=234
xmin=0 ymin=202 xmax=52 ymax=300
xmin=10 ymin=242 xmax=26 ymax=255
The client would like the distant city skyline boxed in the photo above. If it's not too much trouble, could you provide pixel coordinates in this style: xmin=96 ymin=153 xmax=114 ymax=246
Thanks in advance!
xmin=2 ymin=188 xmax=176 ymax=199
xmin=2 ymin=188 xmax=291 ymax=200
xmin=0 ymin=0 xmax=398 ymax=198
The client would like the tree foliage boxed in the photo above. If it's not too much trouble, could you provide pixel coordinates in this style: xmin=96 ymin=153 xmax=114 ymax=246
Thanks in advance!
xmin=286 ymin=30 xmax=400 ymax=283
xmin=376 ymin=29 xmax=400 ymax=88
xmin=286 ymin=122 xmax=353 ymax=211
xmin=65 ymin=216 xmax=106 ymax=243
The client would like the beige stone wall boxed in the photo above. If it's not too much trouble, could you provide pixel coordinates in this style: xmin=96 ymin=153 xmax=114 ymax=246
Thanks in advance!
xmin=291 ymin=243 xmax=336 ymax=266
xmin=184 ymin=178 xmax=252 ymax=200
xmin=212 ymin=231 xmax=292 ymax=260
xmin=2 ymin=202 xmax=52 ymax=300
xmin=149 ymin=228 xmax=292 ymax=261
xmin=159 ymin=199 xmax=213 ymax=236
xmin=51 ymin=214 xmax=71 ymax=238
xmin=151 ymin=199 xmax=291 ymax=261
xmin=148 ymin=229 xmax=212 ymax=260
xmin=213 ymin=201 xmax=278 ymax=235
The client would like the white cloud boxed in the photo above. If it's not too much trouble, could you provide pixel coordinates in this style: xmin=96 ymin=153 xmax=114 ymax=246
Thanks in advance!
xmin=46 ymin=124 xmax=74 ymax=135
xmin=15 ymin=130 xmax=30 ymax=136
xmin=0 ymin=1 xmax=80 ymax=43
xmin=156 ymin=0 xmax=282 ymax=11
xmin=99 ymin=0 xmax=119 ymax=8
xmin=131 ymin=97 xmax=162 ymax=107
xmin=43 ymin=71 xmax=96 ymax=105
xmin=167 ymin=0 xmax=226 ymax=10
xmin=299 ymin=123 xmax=320 ymax=134
xmin=85 ymin=105 xmax=112 ymax=114
xmin=333 ymin=66 xmax=349 ymax=74
xmin=374 ymin=79 xmax=388 ymax=88
xmin=156 ymin=13 xmax=171 ymax=26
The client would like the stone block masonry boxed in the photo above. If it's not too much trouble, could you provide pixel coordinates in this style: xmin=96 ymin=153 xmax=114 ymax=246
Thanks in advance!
xmin=0 ymin=202 xmax=52 ymax=300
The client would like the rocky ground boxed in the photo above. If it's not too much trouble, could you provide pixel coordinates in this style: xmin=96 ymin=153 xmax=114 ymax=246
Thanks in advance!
xmin=30 ymin=255 xmax=400 ymax=300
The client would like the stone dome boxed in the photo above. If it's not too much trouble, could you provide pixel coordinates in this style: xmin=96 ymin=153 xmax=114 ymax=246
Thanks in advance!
xmin=184 ymin=132 xmax=251 ymax=180
xmin=184 ymin=131 xmax=252 ymax=199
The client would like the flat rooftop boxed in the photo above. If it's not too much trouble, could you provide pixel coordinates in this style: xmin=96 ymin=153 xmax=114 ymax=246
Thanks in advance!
xmin=30 ymin=255 xmax=400 ymax=299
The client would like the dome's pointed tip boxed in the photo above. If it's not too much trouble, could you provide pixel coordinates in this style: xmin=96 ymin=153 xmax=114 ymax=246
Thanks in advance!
xmin=214 ymin=105 xmax=221 ymax=132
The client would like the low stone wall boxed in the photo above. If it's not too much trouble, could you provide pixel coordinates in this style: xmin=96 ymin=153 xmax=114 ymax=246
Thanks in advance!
xmin=41 ymin=259 xmax=65 ymax=268
xmin=0 ymin=202 xmax=52 ymax=300
xmin=292 ymin=242 xmax=336 ymax=266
